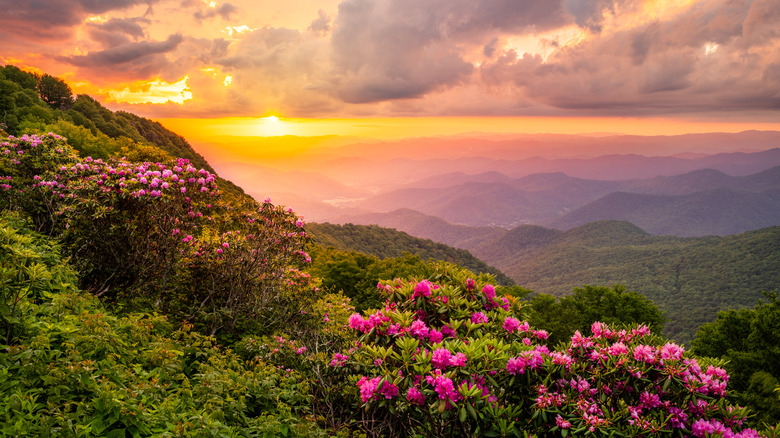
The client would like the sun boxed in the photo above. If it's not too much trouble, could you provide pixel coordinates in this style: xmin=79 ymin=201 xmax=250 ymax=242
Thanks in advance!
xmin=255 ymin=114 xmax=294 ymax=136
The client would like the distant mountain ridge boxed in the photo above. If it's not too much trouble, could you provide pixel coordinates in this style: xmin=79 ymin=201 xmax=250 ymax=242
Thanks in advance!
xmin=337 ymin=165 xmax=780 ymax=235
xmin=547 ymin=188 xmax=780 ymax=236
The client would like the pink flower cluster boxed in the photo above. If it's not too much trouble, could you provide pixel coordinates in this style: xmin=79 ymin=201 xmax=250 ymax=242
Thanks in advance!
xmin=506 ymin=349 xmax=545 ymax=375
xmin=425 ymin=370 xmax=460 ymax=404
xmin=691 ymin=419 xmax=761 ymax=438
xmin=412 ymin=280 xmax=432 ymax=299
xmin=348 ymin=310 xmax=390 ymax=333
xmin=357 ymin=376 xmax=398 ymax=402
xmin=431 ymin=347 xmax=467 ymax=369
xmin=481 ymin=284 xmax=510 ymax=311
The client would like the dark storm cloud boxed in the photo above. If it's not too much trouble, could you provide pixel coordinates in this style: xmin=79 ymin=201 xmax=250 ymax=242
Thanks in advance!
xmin=328 ymin=0 xmax=568 ymax=103
xmin=193 ymin=2 xmax=237 ymax=20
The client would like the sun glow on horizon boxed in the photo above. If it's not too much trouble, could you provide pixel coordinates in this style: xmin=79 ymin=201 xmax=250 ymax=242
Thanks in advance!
xmin=157 ymin=116 xmax=780 ymax=142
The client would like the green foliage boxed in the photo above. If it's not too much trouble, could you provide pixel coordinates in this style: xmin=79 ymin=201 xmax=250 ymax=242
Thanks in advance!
xmin=70 ymin=95 xmax=143 ymax=141
xmin=0 ymin=65 xmax=39 ymax=90
xmin=331 ymin=270 xmax=761 ymax=437
xmin=527 ymin=284 xmax=666 ymax=346
xmin=692 ymin=293 xmax=780 ymax=427
xmin=308 ymin=222 xmax=513 ymax=286
xmin=114 ymin=111 xmax=213 ymax=172
xmin=0 ymin=217 xmax=323 ymax=436
xmin=0 ymin=212 xmax=79 ymax=344
xmin=43 ymin=119 xmax=125 ymax=159
xmin=0 ymin=133 xmax=311 ymax=339
xmin=476 ymin=220 xmax=780 ymax=344
xmin=308 ymin=246 xmax=521 ymax=313
xmin=37 ymin=74 xmax=74 ymax=110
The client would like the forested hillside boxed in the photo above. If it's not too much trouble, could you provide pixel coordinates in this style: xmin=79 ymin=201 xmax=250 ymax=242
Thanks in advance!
xmin=307 ymin=222 xmax=512 ymax=285
xmin=471 ymin=221 xmax=780 ymax=344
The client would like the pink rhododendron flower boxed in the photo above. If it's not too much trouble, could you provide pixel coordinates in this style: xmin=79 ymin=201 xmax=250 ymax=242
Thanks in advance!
xmin=660 ymin=342 xmax=685 ymax=362
xmin=406 ymin=386 xmax=425 ymax=405
xmin=503 ymin=317 xmax=521 ymax=333
xmin=556 ymin=415 xmax=572 ymax=429
xmin=409 ymin=320 xmax=429 ymax=338
xmin=571 ymin=330 xmax=593 ymax=348
xmin=357 ymin=376 xmax=382 ymax=402
xmin=607 ymin=342 xmax=628 ymax=356
xmin=431 ymin=347 xmax=452 ymax=369
xmin=413 ymin=280 xmax=432 ymax=299
xmin=428 ymin=329 xmax=443 ymax=344
xmin=349 ymin=313 xmax=369 ymax=332
xmin=451 ymin=352 xmax=467 ymax=367
xmin=426 ymin=370 xmax=460 ymax=404
xmin=379 ymin=381 xmax=399 ymax=399
xmin=471 ymin=312 xmax=489 ymax=324
xmin=633 ymin=344 xmax=656 ymax=363
xmin=330 ymin=353 xmax=348 ymax=367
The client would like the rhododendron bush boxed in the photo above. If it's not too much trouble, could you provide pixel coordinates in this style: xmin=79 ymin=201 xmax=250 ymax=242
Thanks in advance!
xmin=0 ymin=133 xmax=311 ymax=336
xmin=332 ymin=268 xmax=765 ymax=437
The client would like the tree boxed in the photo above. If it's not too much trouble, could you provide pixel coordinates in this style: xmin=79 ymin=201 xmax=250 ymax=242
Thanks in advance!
xmin=36 ymin=74 xmax=74 ymax=110
xmin=0 ymin=65 xmax=39 ymax=90
xmin=692 ymin=292 xmax=780 ymax=427
xmin=527 ymin=284 xmax=666 ymax=346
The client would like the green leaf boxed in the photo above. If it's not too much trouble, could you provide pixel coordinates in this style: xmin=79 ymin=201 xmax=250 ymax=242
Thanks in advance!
xmin=467 ymin=403 xmax=478 ymax=422
xmin=106 ymin=429 xmax=126 ymax=438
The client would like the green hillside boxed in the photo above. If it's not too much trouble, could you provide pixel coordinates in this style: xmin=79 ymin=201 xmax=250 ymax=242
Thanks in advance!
xmin=473 ymin=220 xmax=780 ymax=344
xmin=307 ymin=222 xmax=513 ymax=285
xmin=0 ymin=65 xmax=249 ymax=201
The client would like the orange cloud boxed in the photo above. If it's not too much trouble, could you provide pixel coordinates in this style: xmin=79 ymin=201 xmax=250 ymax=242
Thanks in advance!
xmin=104 ymin=76 xmax=193 ymax=104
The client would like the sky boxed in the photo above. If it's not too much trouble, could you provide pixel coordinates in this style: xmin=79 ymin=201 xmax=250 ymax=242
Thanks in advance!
xmin=2 ymin=0 xmax=780 ymax=137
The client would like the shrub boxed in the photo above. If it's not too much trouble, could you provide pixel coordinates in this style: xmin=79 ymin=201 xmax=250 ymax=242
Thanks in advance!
xmin=0 ymin=216 xmax=325 ymax=437
xmin=0 ymin=133 xmax=311 ymax=337
xmin=333 ymin=267 xmax=765 ymax=437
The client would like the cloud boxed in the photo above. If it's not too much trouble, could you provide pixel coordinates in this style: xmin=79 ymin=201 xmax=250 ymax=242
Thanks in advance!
xmin=56 ymin=34 xmax=183 ymax=80
xmin=308 ymin=9 xmax=331 ymax=36
xmin=86 ymin=17 xmax=149 ymax=48
xmin=483 ymin=37 xmax=500 ymax=58
xmin=475 ymin=0 xmax=780 ymax=115
xmin=562 ymin=0 xmax=630 ymax=32
xmin=328 ymin=0 xmax=567 ymax=104
xmin=193 ymin=2 xmax=237 ymax=20
xmin=0 ymin=0 xmax=155 ymax=34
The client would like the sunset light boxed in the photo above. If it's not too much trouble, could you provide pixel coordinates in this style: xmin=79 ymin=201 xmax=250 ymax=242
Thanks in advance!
xmin=2 ymin=1 xmax=780 ymax=433
xmin=106 ymin=77 xmax=192 ymax=105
